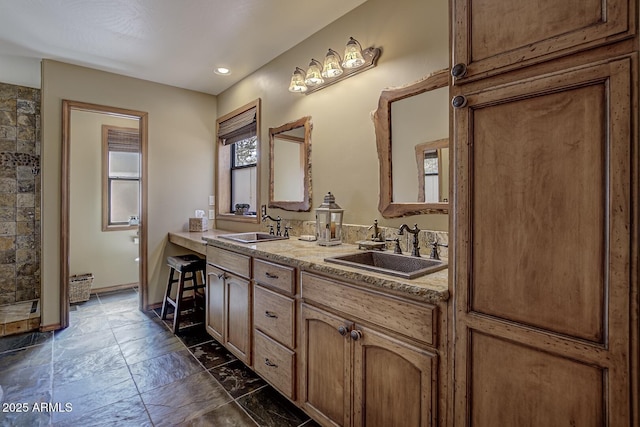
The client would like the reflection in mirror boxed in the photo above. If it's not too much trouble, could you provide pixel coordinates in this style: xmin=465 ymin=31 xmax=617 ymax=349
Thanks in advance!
xmin=374 ymin=69 xmax=449 ymax=217
xmin=415 ymin=138 xmax=448 ymax=203
xmin=269 ymin=116 xmax=312 ymax=211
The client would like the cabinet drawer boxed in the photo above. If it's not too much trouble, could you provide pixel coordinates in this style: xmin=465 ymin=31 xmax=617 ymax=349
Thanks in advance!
xmin=253 ymin=329 xmax=295 ymax=400
xmin=301 ymin=272 xmax=436 ymax=346
xmin=253 ymin=285 xmax=295 ymax=348
xmin=207 ymin=246 xmax=250 ymax=279
xmin=253 ymin=258 xmax=295 ymax=295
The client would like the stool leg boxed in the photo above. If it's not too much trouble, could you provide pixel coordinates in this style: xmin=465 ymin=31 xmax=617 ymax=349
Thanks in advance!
xmin=161 ymin=268 xmax=175 ymax=320
xmin=172 ymin=271 xmax=185 ymax=333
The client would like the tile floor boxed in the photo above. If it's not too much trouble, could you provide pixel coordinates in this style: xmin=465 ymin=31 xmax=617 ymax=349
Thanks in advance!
xmin=0 ymin=287 xmax=319 ymax=426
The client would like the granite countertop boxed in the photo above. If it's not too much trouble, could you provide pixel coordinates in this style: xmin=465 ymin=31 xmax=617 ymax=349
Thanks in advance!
xmin=168 ymin=229 xmax=449 ymax=304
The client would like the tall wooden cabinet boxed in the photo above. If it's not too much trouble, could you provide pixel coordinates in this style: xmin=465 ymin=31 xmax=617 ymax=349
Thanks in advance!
xmin=451 ymin=0 xmax=638 ymax=425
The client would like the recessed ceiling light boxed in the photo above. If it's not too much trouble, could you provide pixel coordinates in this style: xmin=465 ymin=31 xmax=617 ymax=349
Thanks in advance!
xmin=214 ymin=67 xmax=231 ymax=75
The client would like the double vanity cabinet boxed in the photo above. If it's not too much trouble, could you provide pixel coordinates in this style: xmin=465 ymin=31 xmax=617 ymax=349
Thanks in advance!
xmin=200 ymin=233 xmax=449 ymax=427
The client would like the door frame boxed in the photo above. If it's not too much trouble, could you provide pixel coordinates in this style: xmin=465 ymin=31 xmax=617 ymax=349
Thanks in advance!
xmin=60 ymin=100 xmax=149 ymax=328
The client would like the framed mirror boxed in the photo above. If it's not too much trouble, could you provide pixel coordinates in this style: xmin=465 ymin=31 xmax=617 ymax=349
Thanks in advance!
xmin=268 ymin=116 xmax=312 ymax=211
xmin=373 ymin=68 xmax=449 ymax=217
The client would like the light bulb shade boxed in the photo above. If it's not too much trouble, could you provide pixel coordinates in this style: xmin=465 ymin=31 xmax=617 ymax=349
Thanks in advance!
xmin=321 ymin=49 xmax=343 ymax=78
xmin=304 ymin=59 xmax=324 ymax=85
xmin=342 ymin=37 xmax=366 ymax=69
xmin=288 ymin=67 xmax=307 ymax=93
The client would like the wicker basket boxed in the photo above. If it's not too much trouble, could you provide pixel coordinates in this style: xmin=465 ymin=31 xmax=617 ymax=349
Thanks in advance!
xmin=69 ymin=273 xmax=93 ymax=303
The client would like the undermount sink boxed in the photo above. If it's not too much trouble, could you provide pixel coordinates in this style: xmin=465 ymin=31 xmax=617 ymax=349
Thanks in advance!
xmin=324 ymin=251 xmax=447 ymax=279
xmin=218 ymin=232 xmax=288 ymax=244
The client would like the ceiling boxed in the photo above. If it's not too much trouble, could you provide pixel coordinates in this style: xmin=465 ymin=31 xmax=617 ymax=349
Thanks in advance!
xmin=0 ymin=0 xmax=368 ymax=95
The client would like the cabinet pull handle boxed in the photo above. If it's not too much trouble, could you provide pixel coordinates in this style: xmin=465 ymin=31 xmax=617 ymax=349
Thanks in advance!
xmin=451 ymin=95 xmax=468 ymax=109
xmin=337 ymin=325 xmax=349 ymax=336
xmin=264 ymin=358 xmax=278 ymax=368
xmin=264 ymin=311 xmax=278 ymax=318
xmin=265 ymin=272 xmax=279 ymax=279
xmin=216 ymin=273 xmax=225 ymax=280
xmin=451 ymin=63 xmax=467 ymax=78
xmin=350 ymin=329 xmax=362 ymax=341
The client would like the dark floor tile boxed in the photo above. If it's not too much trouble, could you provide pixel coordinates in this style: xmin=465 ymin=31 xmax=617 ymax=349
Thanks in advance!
xmin=53 ymin=314 xmax=111 ymax=340
xmin=53 ymin=344 xmax=127 ymax=386
xmin=53 ymin=328 xmax=117 ymax=360
xmin=237 ymin=386 xmax=310 ymax=427
xmin=191 ymin=339 xmax=236 ymax=369
xmin=119 ymin=329 xmax=185 ymax=365
xmin=142 ymin=371 xmax=231 ymax=427
xmin=0 ymin=362 xmax=52 ymax=402
xmin=52 ymin=365 xmax=138 ymax=424
xmin=51 ymin=395 xmax=152 ymax=427
xmin=176 ymin=401 xmax=258 ymax=427
xmin=0 ymin=341 xmax=52 ymax=371
xmin=111 ymin=316 xmax=172 ymax=345
xmin=107 ymin=308 xmax=155 ymax=329
xmin=177 ymin=325 xmax=213 ymax=348
xmin=0 ymin=331 xmax=53 ymax=354
xmin=128 ymin=349 xmax=203 ymax=393
xmin=0 ymin=405 xmax=51 ymax=427
xmin=210 ymin=360 xmax=266 ymax=399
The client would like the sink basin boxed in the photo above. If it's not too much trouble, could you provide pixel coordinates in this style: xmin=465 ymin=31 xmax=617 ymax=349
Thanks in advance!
xmin=324 ymin=251 xmax=446 ymax=279
xmin=218 ymin=232 xmax=288 ymax=243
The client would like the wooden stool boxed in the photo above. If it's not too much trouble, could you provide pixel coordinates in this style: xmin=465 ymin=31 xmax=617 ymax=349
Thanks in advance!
xmin=161 ymin=254 xmax=206 ymax=333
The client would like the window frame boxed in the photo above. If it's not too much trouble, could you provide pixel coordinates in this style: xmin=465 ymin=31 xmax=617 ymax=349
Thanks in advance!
xmin=102 ymin=124 xmax=141 ymax=231
xmin=216 ymin=99 xmax=261 ymax=223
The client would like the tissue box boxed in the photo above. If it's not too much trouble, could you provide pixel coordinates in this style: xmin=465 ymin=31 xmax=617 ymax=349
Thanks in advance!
xmin=189 ymin=217 xmax=208 ymax=232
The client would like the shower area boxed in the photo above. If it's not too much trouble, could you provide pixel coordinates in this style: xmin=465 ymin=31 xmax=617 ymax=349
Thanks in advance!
xmin=0 ymin=82 xmax=41 ymax=337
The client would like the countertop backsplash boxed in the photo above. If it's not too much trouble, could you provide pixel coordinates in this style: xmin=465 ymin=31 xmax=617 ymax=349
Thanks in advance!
xmin=275 ymin=219 xmax=449 ymax=260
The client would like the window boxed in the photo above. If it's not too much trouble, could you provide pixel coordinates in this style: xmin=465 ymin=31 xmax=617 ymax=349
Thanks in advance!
xmin=216 ymin=99 xmax=261 ymax=222
xmin=102 ymin=125 xmax=140 ymax=230
xmin=423 ymin=149 xmax=439 ymax=203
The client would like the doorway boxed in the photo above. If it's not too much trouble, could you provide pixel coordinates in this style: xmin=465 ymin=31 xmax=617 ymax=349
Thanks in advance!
xmin=60 ymin=100 xmax=148 ymax=328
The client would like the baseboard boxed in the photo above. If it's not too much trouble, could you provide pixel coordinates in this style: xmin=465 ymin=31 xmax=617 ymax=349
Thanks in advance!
xmin=91 ymin=282 xmax=139 ymax=294
xmin=148 ymin=301 xmax=163 ymax=310
xmin=40 ymin=323 xmax=62 ymax=332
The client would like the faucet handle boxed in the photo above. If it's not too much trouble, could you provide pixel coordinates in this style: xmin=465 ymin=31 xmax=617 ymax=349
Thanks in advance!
xmin=284 ymin=225 xmax=292 ymax=238
xmin=386 ymin=238 xmax=402 ymax=254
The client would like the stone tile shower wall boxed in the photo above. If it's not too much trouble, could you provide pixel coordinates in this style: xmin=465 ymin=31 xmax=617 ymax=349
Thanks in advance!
xmin=0 ymin=82 xmax=41 ymax=304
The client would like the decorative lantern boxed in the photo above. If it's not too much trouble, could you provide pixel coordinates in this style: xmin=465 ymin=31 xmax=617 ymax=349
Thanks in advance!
xmin=315 ymin=192 xmax=344 ymax=246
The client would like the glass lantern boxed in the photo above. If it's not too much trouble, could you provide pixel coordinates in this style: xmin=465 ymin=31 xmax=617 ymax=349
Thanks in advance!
xmin=315 ymin=192 xmax=344 ymax=246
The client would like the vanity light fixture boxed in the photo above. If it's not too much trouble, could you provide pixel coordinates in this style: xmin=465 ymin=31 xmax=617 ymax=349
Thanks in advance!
xmin=288 ymin=67 xmax=308 ymax=93
xmin=342 ymin=37 xmax=365 ymax=68
xmin=288 ymin=36 xmax=381 ymax=95
xmin=321 ymin=49 xmax=343 ymax=78
xmin=304 ymin=59 xmax=324 ymax=86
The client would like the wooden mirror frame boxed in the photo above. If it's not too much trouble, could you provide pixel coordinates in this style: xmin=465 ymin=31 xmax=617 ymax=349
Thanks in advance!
xmin=373 ymin=68 xmax=450 ymax=217
xmin=268 ymin=116 xmax=312 ymax=211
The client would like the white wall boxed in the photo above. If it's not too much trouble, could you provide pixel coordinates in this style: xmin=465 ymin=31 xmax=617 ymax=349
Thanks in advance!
xmin=216 ymin=0 xmax=450 ymax=233
xmin=0 ymin=54 xmax=41 ymax=88
xmin=41 ymin=60 xmax=217 ymax=327
xmin=69 ymin=110 xmax=139 ymax=289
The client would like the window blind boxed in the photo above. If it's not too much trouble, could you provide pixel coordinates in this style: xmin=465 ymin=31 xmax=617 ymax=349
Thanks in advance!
xmin=218 ymin=106 xmax=257 ymax=146
xmin=107 ymin=128 xmax=140 ymax=153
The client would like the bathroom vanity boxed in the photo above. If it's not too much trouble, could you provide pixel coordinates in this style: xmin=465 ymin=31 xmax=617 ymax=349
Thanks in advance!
xmin=168 ymin=230 xmax=449 ymax=427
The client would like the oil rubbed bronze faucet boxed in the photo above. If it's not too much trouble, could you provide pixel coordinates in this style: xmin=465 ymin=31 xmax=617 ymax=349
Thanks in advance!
xmin=262 ymin=214 xmax=282 ymax=236
xmin=398 ymin=223 xmax=421 ymax=257
xmin=368 ymin=219 xmax=384 ymax=242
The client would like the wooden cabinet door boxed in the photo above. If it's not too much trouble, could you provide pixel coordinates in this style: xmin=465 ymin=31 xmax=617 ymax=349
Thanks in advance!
xmin=451 ymin=0 xmax=634 ymax=83
xmin=205 ymin=264 xmax=224 ymax=342
xmin=352 ymin=325 xmax=435 ymax=427
xmin=225 ymin=273 xmax=251 ymax=364
xmin=453 ymin=58 xmax=633 ymax=426
xmin=300 ymin=303 xmax=352 ymax=427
